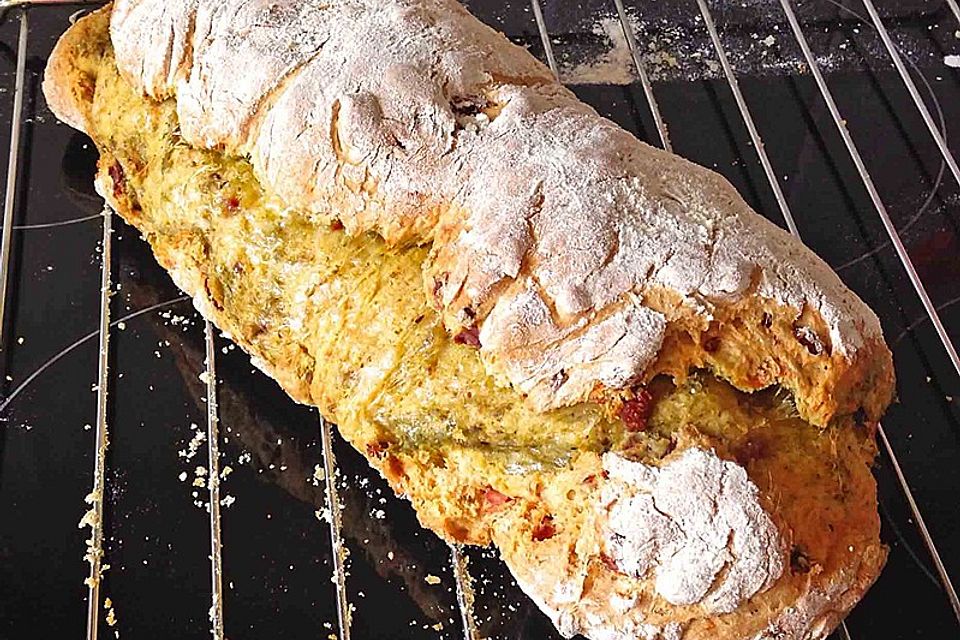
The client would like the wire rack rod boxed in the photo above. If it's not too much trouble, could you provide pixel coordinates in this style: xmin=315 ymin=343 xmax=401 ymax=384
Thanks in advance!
xmin=861 ymin=0 xmax=960 ymax=188
xmin=204 ymin=322 xmax=225 ymax=640
xmin=855 ymin=2 xmax=960 ymax=378
xmin=878 ymin=422 xmax=960 ymax=620
xmin=776 ymin=0 xmax=960 ymax=622
xmin=450 ymin=544 xmax=478 ymax=640
xmin=610 ymin=0 xmax=672 ymax=151
xmin=948 ymin=0 xmax=960 ymax=27
xmin=694 ymin=0 xmax=800 ymax=237
xmin=84 ymin=204 xmax=112 ymax=640
xmin=318 ymin=414 xmax=352 ymax=640
xmin=0 ymin=8 xmax=27 ymax=346
xmin=529 ymin=0 xmax=558 ymax=76
xmin=837 ymin=618 xmax=853 ymax=640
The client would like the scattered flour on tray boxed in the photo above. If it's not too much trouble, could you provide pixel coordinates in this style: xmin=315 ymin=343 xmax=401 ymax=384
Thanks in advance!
xmin=561 ymin=16 xmax=642 ymax=85
xmin=557 ymin=11 xmax=852 ymax=86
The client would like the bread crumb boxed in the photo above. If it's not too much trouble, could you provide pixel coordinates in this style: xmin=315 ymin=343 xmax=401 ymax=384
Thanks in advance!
xmin=560 ymin=15 xmax=638 ymax=85
xmin=198 ymin=371 xmax=212 ymax=384
xmin=178 ymin=428 xmax=204 ymax=460
xmin=945 ymin=54 xmax=960 ymax=68
xmin=178 ymin=471 xmax=188 ymax=482
xmin=79 ymin=508 xmax=97 ymax=529
xmin=425 ymin=574 xmax=441 ymax=585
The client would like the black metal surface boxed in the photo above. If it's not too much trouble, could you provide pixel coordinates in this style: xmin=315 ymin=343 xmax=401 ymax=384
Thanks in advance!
xmin=0 ymin=1 xmax=958 ymax=638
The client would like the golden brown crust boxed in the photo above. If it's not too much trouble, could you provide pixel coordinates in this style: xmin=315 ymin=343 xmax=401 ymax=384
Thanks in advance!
xmin=102 ymin=0 xmax=894 ymax=428
xmin=622 ymin=285 xmax=894 ymax=428
xmin=44 ymin=10 xmax=889 ymax=640
xmin=41 ymin=6 xmax=113 ymax=133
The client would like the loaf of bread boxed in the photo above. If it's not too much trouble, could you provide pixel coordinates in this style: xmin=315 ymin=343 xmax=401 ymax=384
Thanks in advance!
xmin=44 ymin=3 xmax=894 ymax=639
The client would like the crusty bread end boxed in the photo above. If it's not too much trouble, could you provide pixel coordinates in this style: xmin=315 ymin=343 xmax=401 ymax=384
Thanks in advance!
xmin=43 ymin=7 xmax=890 ymax=640
xmin=42 ymin=7 xmax=113 ymax=134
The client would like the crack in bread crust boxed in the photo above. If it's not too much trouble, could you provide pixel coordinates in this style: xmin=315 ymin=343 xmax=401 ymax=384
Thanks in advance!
xmin=102 ymin=0 xmax=894 ymax=427
xmin=43 ymin=8 xmax=889 ymax=640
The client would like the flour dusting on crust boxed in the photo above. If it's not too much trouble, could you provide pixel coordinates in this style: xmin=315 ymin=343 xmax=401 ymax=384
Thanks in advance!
xmin=109 ymin=0 xmax=886 ymax=419
xmin=508 ymin=448 xmax=787 ymax=640
xmin=601 ymin=449 xmax=785 ymax=613
xmin=44 ymin=10 xmax=891 ymax=640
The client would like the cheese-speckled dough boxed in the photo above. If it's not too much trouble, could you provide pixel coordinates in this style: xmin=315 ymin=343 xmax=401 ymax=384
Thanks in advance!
xmin=44 ymin=6 xmax=889 ymax=640
xmin=104 ymin=0 xmax=893 ymax=427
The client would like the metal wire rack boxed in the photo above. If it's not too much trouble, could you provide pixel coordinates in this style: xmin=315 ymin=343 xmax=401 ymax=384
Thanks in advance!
xmin=0 ymin=1 xmax=958 ymax=639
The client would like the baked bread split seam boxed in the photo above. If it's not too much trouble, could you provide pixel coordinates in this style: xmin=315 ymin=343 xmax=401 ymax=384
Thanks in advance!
xmin=43 ymin=3 xmax=894 ymax=639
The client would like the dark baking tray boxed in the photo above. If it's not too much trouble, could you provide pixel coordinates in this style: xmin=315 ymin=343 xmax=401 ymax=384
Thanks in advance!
xmin=0 ymin=1 xmax=958 ymax=638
